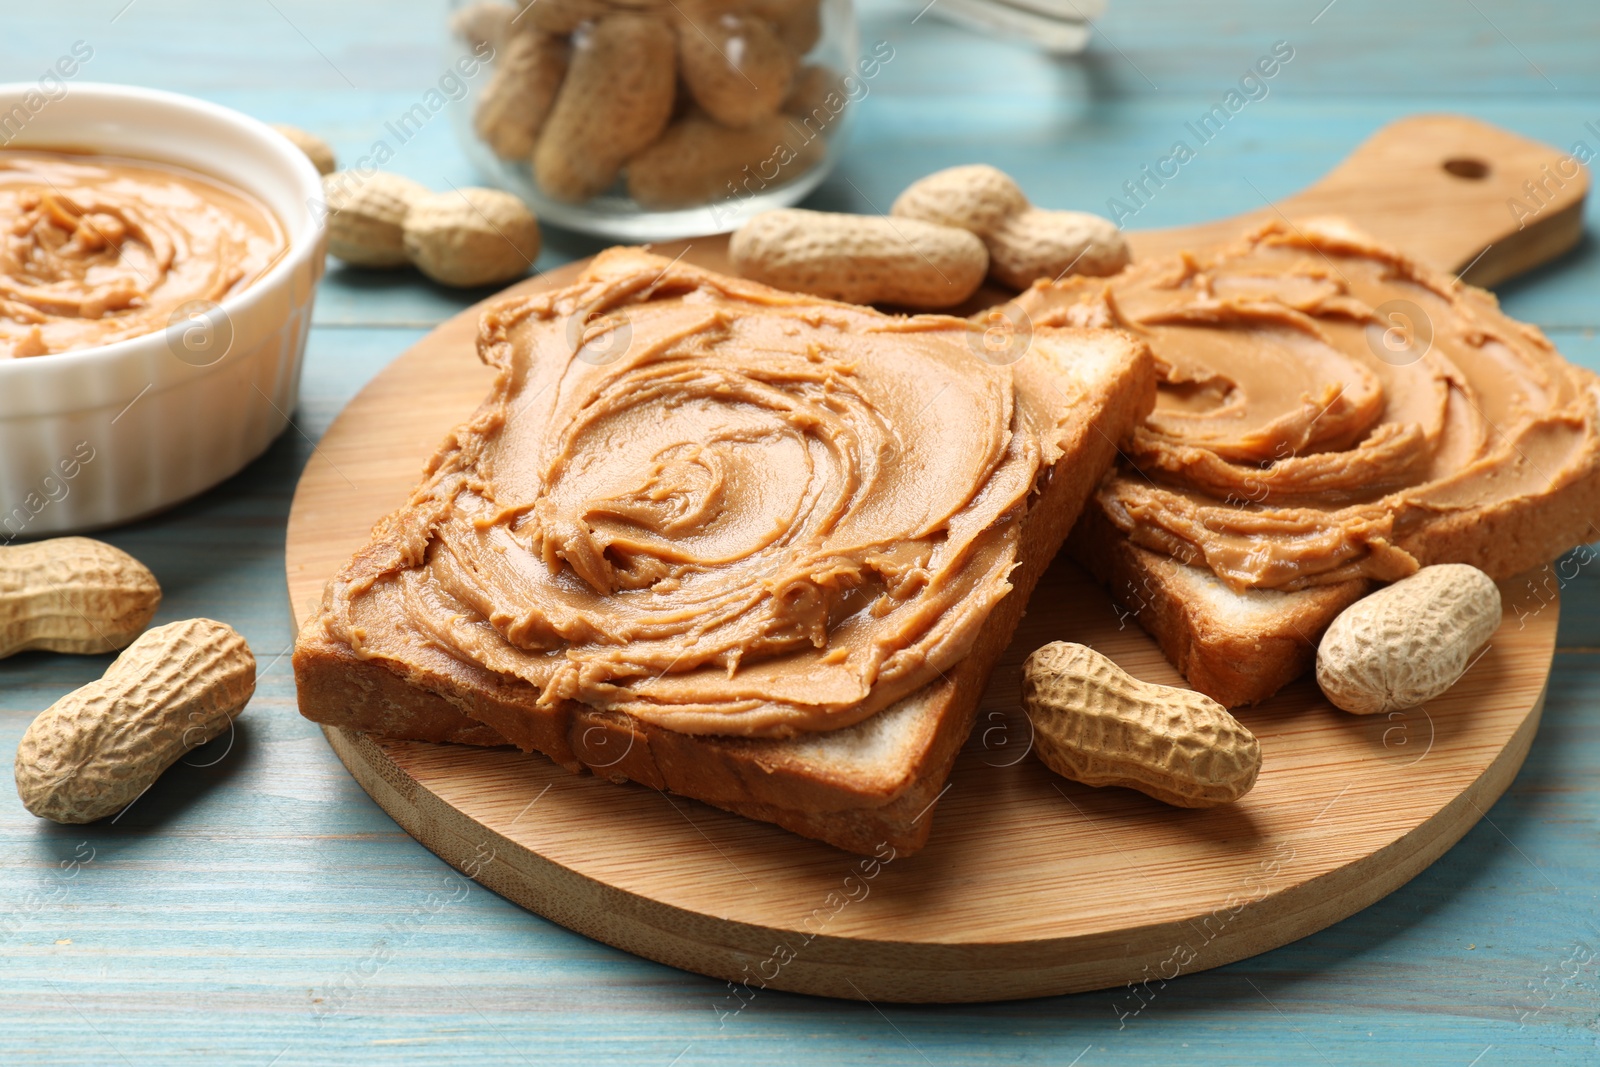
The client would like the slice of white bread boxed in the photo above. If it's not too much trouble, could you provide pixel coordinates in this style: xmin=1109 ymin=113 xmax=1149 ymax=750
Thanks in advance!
xmin=294 ymin=250 xmax=1157 ymax=855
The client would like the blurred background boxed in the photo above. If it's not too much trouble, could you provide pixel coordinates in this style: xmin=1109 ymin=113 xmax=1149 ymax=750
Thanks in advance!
xmin=9 ymin=0 xmax=1592 ymax=315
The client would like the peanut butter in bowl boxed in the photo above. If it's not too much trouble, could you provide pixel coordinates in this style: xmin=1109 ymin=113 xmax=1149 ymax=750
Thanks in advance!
xmin=0 ymin=149 xmax=286 ymax=358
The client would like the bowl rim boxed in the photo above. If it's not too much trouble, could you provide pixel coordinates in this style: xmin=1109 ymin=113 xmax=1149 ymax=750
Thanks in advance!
xmin=0 ymin=80 xmax=326 ymax=376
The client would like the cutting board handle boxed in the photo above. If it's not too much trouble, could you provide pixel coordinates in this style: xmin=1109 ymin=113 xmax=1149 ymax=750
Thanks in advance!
xmin=1132 ymin=115 xmax=1589 ymax=287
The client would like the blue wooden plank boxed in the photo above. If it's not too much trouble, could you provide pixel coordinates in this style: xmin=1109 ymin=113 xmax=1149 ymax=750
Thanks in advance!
xmin=6 ymin=0 xmax=1597 ymax=97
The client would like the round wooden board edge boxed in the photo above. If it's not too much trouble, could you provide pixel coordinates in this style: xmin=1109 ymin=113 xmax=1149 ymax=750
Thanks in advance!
xmin=318 ymin=682 xmax=1545 ymax=1003
xmin=286 ymin=236 xmax=1559 ymax=1004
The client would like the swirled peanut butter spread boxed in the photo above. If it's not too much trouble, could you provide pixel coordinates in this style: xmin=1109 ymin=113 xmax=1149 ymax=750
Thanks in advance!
xmin=312 ymin=249 xmax=1077 ymax=737
xmin=0 ymin=151 xmax=284 ymax=357
xmin=1014 ymin=218 xmax=1600 ymax=592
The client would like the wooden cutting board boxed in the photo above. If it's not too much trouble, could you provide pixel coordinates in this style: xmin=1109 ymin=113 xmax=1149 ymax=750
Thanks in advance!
xmin=285 ymin=116 xmax=1585 ymax=1002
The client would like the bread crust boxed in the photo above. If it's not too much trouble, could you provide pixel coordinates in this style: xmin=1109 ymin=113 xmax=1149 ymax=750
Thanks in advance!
xmin=1069 ymin=503 xmax=1368 ymax=707
xmin=1069 ymin=446 xmax=1600 ymax=707
xmin=1399 ymin=468 xmax=1600 ymax=578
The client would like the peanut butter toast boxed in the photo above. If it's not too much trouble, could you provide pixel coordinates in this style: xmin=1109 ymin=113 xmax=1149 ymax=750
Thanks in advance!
xmin=1015 ymin=219 xmax=1600 ymax=707
xmin=294 ymin=247 xmax=1156 ymax=854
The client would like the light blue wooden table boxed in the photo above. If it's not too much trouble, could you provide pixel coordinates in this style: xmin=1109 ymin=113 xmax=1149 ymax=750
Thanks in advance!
xmin=4 ymin=2 xmax=1599 ymax=1063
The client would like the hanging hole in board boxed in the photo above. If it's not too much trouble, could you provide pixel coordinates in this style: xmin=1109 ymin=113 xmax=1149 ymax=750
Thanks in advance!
xmin=1442 ymin=158 xmax=1491 ymax=180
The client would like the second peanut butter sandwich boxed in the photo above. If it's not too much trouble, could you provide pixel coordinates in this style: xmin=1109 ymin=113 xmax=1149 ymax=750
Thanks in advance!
xmin=1016 ymin=218 xmax=1600 ymax=707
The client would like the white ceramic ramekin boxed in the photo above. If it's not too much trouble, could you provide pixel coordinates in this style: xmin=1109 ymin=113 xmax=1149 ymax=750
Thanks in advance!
xmin=0 ymin=82 xmax=326 ymax=539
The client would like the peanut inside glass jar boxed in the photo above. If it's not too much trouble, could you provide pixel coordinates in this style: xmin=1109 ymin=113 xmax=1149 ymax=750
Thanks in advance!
xmin=0 ymin=150 xmax=285 ymax=359
xmin=450 ymin=0 xmax=865 ymax=240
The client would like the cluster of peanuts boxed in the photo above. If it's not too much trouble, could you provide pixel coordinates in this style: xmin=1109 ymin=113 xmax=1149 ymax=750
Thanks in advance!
xmin=459 ymin=0 xmax=837 ymax=208
xmin=731 ymin=163 xmax=1131 ymax=308
xmin=1019 ymin=565 xmax=1504 ymax=809
xmin=271 ymin=124 xmax=543 ymax=288
xmin=6 ymin=538 xmax=256 ymax=824
xmin=320 ymin=169 xmax=543 ymax=288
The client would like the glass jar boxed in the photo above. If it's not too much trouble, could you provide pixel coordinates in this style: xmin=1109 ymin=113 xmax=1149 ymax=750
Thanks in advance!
xmin=449 ymin=0 xmax=859 ymax=241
